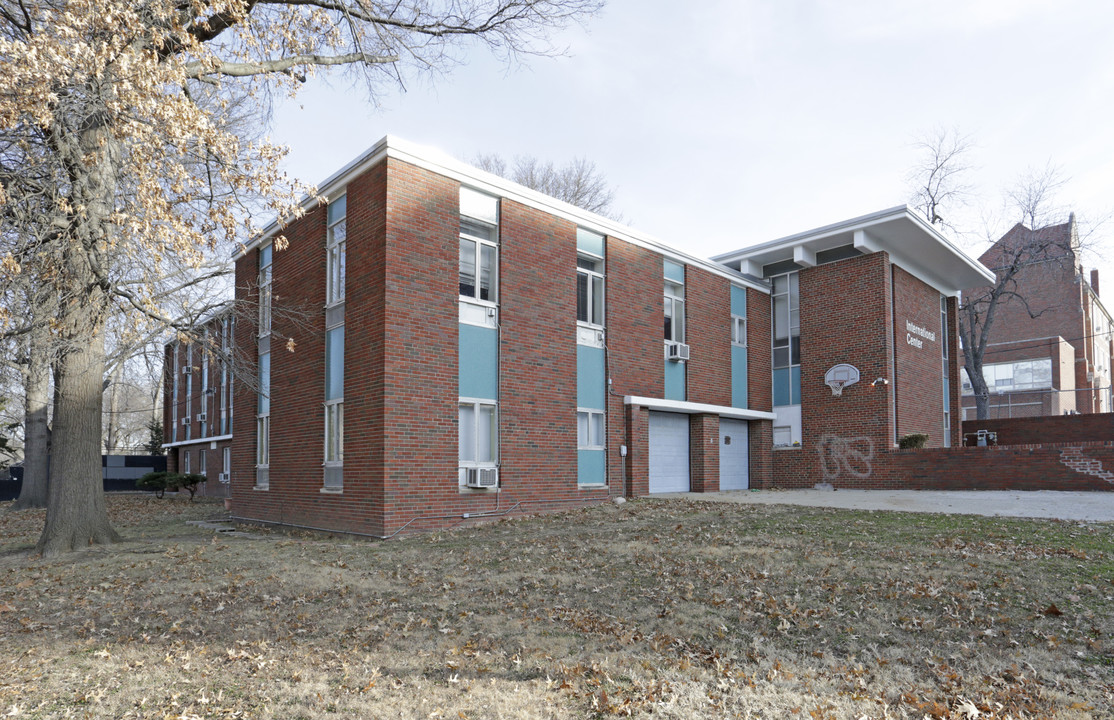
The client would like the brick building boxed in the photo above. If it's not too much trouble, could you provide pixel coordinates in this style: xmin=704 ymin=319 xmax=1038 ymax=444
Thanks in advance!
xmin=960 ymin=216 xmax=1114 ymax=419
xmin=161 ymin=307 xmax=236 ymax=498
xmin=714 ymin=208 xmax=994 ymax=487
xmin=171 ymin=137 xmax=1004 ymax=532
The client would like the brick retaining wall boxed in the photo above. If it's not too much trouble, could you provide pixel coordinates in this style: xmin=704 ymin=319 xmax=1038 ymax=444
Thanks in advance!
xmin=962 ymin=413 xmax=1114 ymax=446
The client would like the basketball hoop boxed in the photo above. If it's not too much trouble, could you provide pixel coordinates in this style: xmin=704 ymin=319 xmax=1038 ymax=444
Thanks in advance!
xmin=823 ymin=364 xmax=860 ymax=398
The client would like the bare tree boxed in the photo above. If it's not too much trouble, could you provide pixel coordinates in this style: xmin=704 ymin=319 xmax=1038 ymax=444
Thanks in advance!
xmin=0 ymin=0 xmax=602 ymax=555
xmin=906 ymin=127 xmax=974 ymax=232
xmin=473 ymin=153 xmax=622 ymax=220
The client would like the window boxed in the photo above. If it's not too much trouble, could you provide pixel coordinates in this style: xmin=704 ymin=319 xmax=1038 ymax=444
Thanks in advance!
xmin=577 ymin=255 xmax=605 ymax=326
xmin=183 ymin=450 xmax=191 ymax=474
xmin=200 ymin=331 xmax=209 ymax=437
xmin=171 ymin=342 xmax=179 ymax=442
xmin=220 ymin=316 xmax=231 ymax=436
xmin=256 ymin=351 xmax=270 ymax=473
xmin=222 ymin=447 xmax=231 ymax=483
xmin=941 ymin=296 xmax=950 ymax=447
xmin=259 ymin=243 xmax=273 ymax=336
xmin=324 ymin=324 xmax=343 ymax=489
xmin=577 ymin=409 xmax=605 ymax=449
xmin=198 ymin=450 xmax=207 ymax=476
xmin=459 ymin=401 xmax=498 ymax=466
xmin=459 ymin=188 xmax=499 ymax=303
xmin=326 ymin=194 xmax=346 ymax=305
xmin=664 ymin=277 xmax=685 ymax=343
xmin=962 ymin=358 xmax=1053 ymax=395
xmin=732 ymin=315 xmax=747 ymax=346
xmin=771 ymin=271 xmax=801 ymax=407
xmin=185 ymin=344 xmax=193 ymax=441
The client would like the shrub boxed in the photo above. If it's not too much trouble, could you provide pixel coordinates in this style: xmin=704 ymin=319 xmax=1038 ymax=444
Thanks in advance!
xmin=137 ymin=471 xmax=172 ymax=498
xmin=136 ymin=471 xmax=207 ymax=500
xmin=898 ymin=433 xmax=929 ymax=449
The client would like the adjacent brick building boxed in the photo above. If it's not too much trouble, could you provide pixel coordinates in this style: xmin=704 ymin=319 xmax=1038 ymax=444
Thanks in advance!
xmin=960 ymin=216 xmax=1114 ymax=419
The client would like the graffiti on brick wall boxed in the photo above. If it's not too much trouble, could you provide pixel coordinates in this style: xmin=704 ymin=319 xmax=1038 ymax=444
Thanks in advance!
xmin=817 ymin=434 xmax=874 ymax=481
xmin=1059 ymin=447 xmax=1114 ymax=484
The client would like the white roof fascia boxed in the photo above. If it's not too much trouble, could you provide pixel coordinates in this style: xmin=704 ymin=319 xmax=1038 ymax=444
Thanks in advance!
xmin=624 ymin=396 xmax=777 ymax=421
xmin=233 ymin=136 xmax=770 ymax=294
xmin=712 ymin=206 xmax=995 ymax=296
xmin=161 ymin=434 xmax=233 ymax=450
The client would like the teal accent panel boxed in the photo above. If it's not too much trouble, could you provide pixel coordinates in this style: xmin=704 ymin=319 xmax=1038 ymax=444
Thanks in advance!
xmin=791 ymin=366 xmax=801 ymax=405
xmin=664 ymin=359 xmax=686 ymax=401
xmin=773 ymin=368 xmax=790 ymax=407
xmin=664 ymin=259 xmax=685 ymax=283
xmin=731 ymin=285 xmax=747 ymax=316
xmin=325 ymin=326 xmax=344 ymax=400
xmin=459 ymin=324 xmax=498 ymax=400
xmin=577 ymin=228 xmax=605 ymax=256
xmin=258 ymin=352 xmax=270 ymax=414
xmin=578 ymin=449 xmax=606 ymax=485
xmin=577 ymin=345 xmax=606 ymax=409
xmin=731 ymin=345 xmax=748 ymax=408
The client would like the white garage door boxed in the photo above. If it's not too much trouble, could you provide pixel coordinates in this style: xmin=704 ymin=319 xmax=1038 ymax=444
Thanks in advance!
xmin=649 ymin=412 xmax=690 ymax=493
xmin=719 ymin=418 xmax=749 ymax=490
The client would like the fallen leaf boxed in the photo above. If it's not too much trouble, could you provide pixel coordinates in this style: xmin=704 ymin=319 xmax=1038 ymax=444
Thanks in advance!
xmin=1042 ymin=603 xmax=1063 ymax=617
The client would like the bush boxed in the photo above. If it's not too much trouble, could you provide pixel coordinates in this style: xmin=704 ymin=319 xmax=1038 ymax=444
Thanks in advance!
xmin=136 ymin=471 xmax=207 ymax=500
xmin=898 ymin=433 xmax=929 ymax=449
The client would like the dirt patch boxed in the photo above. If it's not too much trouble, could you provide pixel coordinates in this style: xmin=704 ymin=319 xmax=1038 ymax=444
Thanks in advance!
xmin=1 ymin=496 xmax=1112 ymax=718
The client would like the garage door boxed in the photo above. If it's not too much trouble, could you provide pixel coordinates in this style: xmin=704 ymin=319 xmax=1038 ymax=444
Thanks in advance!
xmin=649 ymin=412 xmax=690 ymax=493
xmin=719 ymin=418 xmax=749 ymax=490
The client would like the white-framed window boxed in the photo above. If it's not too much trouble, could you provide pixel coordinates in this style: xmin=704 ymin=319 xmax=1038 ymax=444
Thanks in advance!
xmin=459 ymin=400 xmax=498 ymax=467
xmin=459 ymin=188 xmax=499 ymax=304
xmin=198 ymin=450 xmax=206 ymax=476
xmin=256 ymin=350 xmax=270 ymax=474
xmin=577 ymin=409 xmax=605 ymax=449
xmin=185 ymin=344 xmax=193 ymax=441
xmin=183 ymin=450 xmax=191 ymax=474
xmin=771 ymin=271 xmax=800 ymax=407
xmin=222 ymin=446 xmax=231 ymax=483
xmin=259 ymin=242 xmax=273 ymax=336
xmin=171 ymin=342 xmax=179 ymax=442
xmin=577 ymin=254 xmax=605 ymax=327
xmin=325 ymin=403 xmax=343 ymax=463
xmin=664 ymin=275 xmax=685 ymax=343
xmin=323 ymin=323 xmax=343 ymax=489
xmin=220 ymin=315 xmax=231 ymax=436
xmin=732 ymin=315 xmax=747 ymax=346
xmin=326 ymin=194 xmax=346 ymax=306
xmin=200 ymin=330 xmax=210 ymax=438
xmin=962 ymin=358 xmax=1053 ymax=395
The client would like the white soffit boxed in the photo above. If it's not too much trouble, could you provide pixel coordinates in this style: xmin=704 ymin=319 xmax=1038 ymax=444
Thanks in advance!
xmin=712 ymin=207 xmax=995 ymax=296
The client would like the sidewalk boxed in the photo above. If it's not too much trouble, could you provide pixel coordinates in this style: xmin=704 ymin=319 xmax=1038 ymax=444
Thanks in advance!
xmin=652 ymin=489 xmax=1114 ymax=522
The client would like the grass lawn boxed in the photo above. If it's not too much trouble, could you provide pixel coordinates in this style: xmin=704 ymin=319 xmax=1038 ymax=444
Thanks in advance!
xmin=1 ymin=495 xmax=1112 ymax=719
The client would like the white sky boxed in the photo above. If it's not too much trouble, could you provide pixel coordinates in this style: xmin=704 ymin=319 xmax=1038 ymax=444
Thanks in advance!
xmin=269 ymin=0 xmax=1114 ymax=281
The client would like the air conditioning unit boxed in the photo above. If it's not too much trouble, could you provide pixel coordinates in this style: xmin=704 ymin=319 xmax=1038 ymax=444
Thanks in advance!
xmin=181 ymin=417 xmax=191 ymax=426
xmin=218 ymin=472 xmax=230 ymax=483
xmin=182 ymin=366 xmax=192 ymax=374
xmin=465 ymin=467 xmax=499 ymax=489
xmin=196 ymin=413 xmax=207 ymax=423
xmin=667 ymin=343 xmax=691 ymax=361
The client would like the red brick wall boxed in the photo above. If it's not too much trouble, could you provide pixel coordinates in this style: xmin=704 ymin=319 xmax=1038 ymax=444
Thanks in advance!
xmin=891 ymin=265 xmax=948 ymax=446
xmin=689 ymin=413 xmax=720 ymax=492
xmin=963 ymin=413 xmax=1114 ymax=445
xmin=886 ymin=443 xmax=1114 ymax=491
xmin=686 ymin=267 xmax=732 ymax=407
xmin=746 ymin=286 xmax=773 ymax=487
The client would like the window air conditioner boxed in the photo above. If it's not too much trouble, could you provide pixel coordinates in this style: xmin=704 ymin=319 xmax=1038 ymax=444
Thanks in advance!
xmin=218 ymin=472 xmax=230 ymax=483
xmin=182 ymin=366 xmax=192 ymax=374
xmin=667 ymin=343 xmax=691 ymax=362
xmin=181 ymin=417 xmax=190 ymax=426
xmin=196 ymin=413 xmax=207 ymax=423
xmin=465 ymin=467 xmax=499 ymax=489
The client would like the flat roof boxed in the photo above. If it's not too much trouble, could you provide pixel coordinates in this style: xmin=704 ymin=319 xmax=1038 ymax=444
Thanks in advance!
xmin=712 ymin=206 xmax=995 ymax=296
xmin=233 ymin=135 xmax=769 ymax=293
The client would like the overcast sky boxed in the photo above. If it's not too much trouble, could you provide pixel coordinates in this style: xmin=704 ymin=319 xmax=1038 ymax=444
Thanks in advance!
xmin=270 ymin=0 xmax=1114 ymax=279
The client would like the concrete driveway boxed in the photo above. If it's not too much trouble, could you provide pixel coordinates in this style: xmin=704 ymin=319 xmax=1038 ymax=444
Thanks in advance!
xmin=652 ymin=489 xmax=1114 ymax=522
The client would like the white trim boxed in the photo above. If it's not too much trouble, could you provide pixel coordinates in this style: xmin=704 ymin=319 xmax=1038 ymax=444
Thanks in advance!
xmin=162 ymin=433 xmax=233 ymax=449
xmin=624 ymin=396 xmax=776 ymax=421
xmin=231 ymin=136 xmax=769 ymax=293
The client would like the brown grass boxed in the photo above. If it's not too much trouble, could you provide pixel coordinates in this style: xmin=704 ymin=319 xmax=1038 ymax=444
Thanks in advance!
xmin=1 ymin=495 xmax=1112 ymax=719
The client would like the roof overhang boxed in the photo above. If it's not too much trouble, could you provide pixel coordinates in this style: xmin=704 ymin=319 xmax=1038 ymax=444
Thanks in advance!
xmin=712 ymin=206 xmax=995 ymax=296
xmin=624 ymin=396 xmax=777 ymax=421
xmin=233 ymin=136 xmax=769 ymax=293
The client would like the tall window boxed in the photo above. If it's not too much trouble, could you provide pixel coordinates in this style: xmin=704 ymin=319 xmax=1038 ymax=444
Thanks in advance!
xmin=459 ymin=401 xmax=498 ymax=467
xmin=459 ymin=188 xmax=499 ymax=303
xmin=198 ymin=450 xmax=207 ymax=476
xmin=256 ymin=350 xmax=270 ymax=485
xmin=220 ymin=316 xmax=231 ymax=436
xmin=200 ymin=330 xmax=210 ymax=437
xmin=259 ymin=243 xmax=273 ymax=336
xmin=183 ymin=451 xmax=190 ymax=474
xmin=771 ymin=271 xmax=800 ymax=406
xmin=185 ymin=344 xmax=193 ymax=441
xmin=577 ymin=409 xmax=605 ymax=449
xmin=664 ymin=275 xmax=685 ymax=343
xmin=222 ymin=447 xmax=231 ymax=483
xmin=577 ymin=254 xmax=605 ymax=326
xmin=323 ymin=324 xmax=344 ymax=489
xmin=171 ymin=342 xmax=179 ymax=442
xmin=941 ymin=296 xmax=950 ymax=447
xmin=732 ymin=315 xmax=747 ymax=346
xmin=326 ymin=194 xmax=346 ymax=305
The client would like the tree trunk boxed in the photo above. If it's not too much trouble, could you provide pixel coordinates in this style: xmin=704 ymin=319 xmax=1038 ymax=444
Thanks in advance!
xmin=36 ymin=305 xmax=120 ymax=555
xmin=12 ymin=333 xmax=51 ymax=510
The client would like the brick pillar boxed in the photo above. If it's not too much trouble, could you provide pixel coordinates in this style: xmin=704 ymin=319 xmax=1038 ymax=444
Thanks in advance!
xmin=749 ymin=419 xmax=773 ymax=488
xmin=689 ymin=413 xmax=720 ymax=492
xmin=625 ymin=404 xmax=649 ymax=497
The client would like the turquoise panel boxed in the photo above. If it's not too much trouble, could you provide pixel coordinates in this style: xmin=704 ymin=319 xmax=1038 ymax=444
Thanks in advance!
xmin=459 ymin=324 xmax=498 ymax=400
xmin=577 ymin=345 xmax=606 ymax=409
xmin=773 ymin=368 xmax=791 ymax=407
xmin=578 ymin=449 xmax=606 ymax=485
xmin=791 ymin=366 xmax=801 ymax=405
xmin=577 ymin=228 xmax=605 ymax=256
xmin=258 ymin=352 xmax=270 ymax=414
xmin=325 ymin=326 xmax=344 ymax=400
xmin=731 ymin=345 xmax=748 ymax=408
xmin=664 ymin=359 xmax=686 ymax=401
xmin=664 ymin=259 xmax=685 ymax=283
xmin=731 ymin=285 xmax=747 ymax=317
